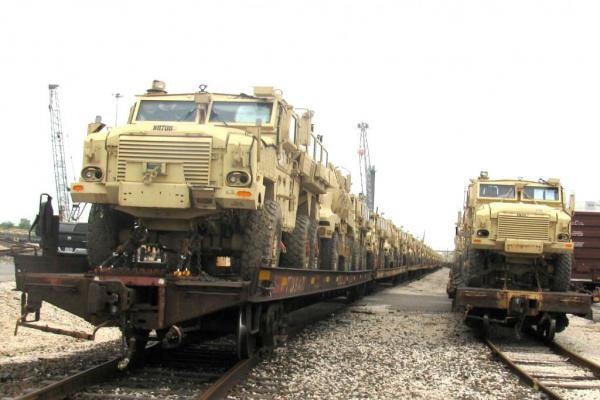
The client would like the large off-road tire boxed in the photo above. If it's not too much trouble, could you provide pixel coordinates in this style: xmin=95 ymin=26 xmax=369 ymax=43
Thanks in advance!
xmin=319 ymin=231 xmax=339 ymax=270
xmin=360 ymin=249 xmax=367 ymax=271
xmin=551 ymin=254 xmax=572 ymax=292
xmin=308 ymin=220 xmax=319 ymax=269
xmin=448 ymin=258 xmax=466 ymax=298
xmin=466 ymin=247 xmax=486 ymax=287
xmin=240 ymin=200 xmax=282 ymax=283
xmin=281 ymin=215 xmax=314 ymax=269
xmin=366 ymin=251 xmax=375 ymax=270
xmin=87 ymin=204 xmax=132 ymax=267
xmin=351 ymin=241 xmax=360 ymax=271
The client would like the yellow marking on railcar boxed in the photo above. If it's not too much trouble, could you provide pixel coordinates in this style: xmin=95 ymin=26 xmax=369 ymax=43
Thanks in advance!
xmin=258 ymin=270 xmax=271 ymax=281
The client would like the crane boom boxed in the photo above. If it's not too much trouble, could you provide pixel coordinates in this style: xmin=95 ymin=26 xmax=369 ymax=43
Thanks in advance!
xmin=48 ymin=84 xmax=72 ymax=222
xmin=357 ymin=121 xmax=376 ymax=212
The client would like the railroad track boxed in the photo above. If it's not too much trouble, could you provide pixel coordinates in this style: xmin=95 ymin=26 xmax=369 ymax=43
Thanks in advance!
xmin=14 ymin=339 xmax=260 ymax=400
xmin=13 ymin=300 xmax=348 ymax=400
xmin=485 ymin=335 xmax=600 ymax=399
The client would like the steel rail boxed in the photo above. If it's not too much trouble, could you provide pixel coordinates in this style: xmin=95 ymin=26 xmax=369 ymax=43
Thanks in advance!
xmin=14 ymin=357 xmax=122 ymax=400
xmin=484 ymin=337 xmax=564 ymax=400
xmin=550 ymin=340 xmax=600 ymax=374
xmin=484 ymin=337 xmax=600 ymax=400
xmin=197 ymin=353 xmax=261 ymax=400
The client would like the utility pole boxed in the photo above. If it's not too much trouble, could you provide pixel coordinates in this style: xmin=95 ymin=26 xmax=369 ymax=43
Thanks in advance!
xmin=48 ymin=84 xmax=71 ymax=222
xmin=357 ymin=121 xmax=376 ymax=212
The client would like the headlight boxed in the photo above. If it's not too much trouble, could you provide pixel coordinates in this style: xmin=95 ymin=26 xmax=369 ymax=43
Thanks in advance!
xmin=81 ymin=167 xmax=103 ymax=181
xmin=557 ymin=233 xmax=570 ymax=241
xmin=477 ymin=229 xmax=489 ymax=237
xmin=226 ymin=171 xmax=251 ymax=187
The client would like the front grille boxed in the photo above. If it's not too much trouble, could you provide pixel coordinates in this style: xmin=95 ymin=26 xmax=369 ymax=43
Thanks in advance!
xmin=117 ymin=135 xmax=212 ymax=186
xmin=497 ymin=213 xmax=550 ymax=241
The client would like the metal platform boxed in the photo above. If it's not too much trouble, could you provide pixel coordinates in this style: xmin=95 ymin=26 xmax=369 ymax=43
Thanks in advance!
xmin=13 ymin=251 xmax=440 ymax=343
xmin=454 ymin=287 xmax=591 ymax=316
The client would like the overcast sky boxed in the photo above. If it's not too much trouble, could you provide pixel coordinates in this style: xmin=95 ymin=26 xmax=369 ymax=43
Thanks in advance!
xmin=1 ymin=0 xmax=599 ymax=250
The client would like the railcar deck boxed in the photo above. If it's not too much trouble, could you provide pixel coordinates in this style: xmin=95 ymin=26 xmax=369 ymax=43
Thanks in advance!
xmin=454 ymin=287 xmax=591 ymax=317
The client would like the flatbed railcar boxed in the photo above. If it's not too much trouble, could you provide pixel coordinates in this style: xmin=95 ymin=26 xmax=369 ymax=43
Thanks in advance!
xmin=13 ymin=245 xmax=439 ymax=362
xmin=453 ymin=286 xmax=592 ymax=343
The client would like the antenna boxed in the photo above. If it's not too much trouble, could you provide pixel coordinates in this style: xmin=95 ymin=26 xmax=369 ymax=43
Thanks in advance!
xmin=113 ymin=93 xmax=123 ymax=126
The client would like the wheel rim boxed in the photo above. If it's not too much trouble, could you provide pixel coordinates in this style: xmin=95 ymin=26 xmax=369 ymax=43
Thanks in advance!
xmin=482 ymin=313 xmax=490 ymax=338
xmin=236 ymin=309 xmax=255 ymax=359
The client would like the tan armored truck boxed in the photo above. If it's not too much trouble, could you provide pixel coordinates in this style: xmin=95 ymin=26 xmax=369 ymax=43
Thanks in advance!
xmin=350 ymin=194 xmax=370 ymax=269
xmin=364 ymin=212 xmax=381 ymax=269
xmin=318 ymin=167 xmax=357 ymax=271
xmin=451 ymin=172 xmax=575 ymax=294
xmin=71 ymin=81 xmax=331 ymax=282
xmin=380 ymin=218 xmax=395 ymax=268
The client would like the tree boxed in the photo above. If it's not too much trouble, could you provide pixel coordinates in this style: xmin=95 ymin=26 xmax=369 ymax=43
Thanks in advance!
xmin=18 ymin=218 xmax=31 ymax=230
xmin=0 ymin=221 xmax=15 ymax=229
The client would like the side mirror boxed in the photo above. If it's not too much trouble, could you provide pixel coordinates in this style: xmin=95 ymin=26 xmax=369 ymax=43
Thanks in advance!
xmin=297 ymin=111 xmax=313 ymax=147
xmin=568 ymin=193 xmax=576 ymax=216
xmin=87 ymin=116 xmax=105 ymax=135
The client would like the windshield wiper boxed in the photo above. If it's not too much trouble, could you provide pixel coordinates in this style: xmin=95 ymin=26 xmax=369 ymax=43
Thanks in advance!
xmin=211 ymin=112 xmax=230 ymax=127
xmin=176 ymin=108 xmax=198 ymax=122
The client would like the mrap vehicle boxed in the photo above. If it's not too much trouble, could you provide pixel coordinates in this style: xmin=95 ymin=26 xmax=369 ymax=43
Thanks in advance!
xmin=449 ymin=172 xmax=591 ymax=342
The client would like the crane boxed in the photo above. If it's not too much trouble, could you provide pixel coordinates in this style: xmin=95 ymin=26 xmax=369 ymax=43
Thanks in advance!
xmin=357 ymin=121 xmax=376 ymax=212
xmin=48 ymin=84 xmax=83 ymax=222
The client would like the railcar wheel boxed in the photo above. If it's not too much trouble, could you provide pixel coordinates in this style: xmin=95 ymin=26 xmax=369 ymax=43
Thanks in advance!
xmin=240 ymin=200 xmax=282 ymax=284
xmin=260 ymin=303 xmax=283 ymax=348
xmin=481 ymin=313 xmax=491 ymax=338
xmin=119 ymin=329 xmax=149 ymax=370
xmin=236 ymin=308 xmax=256 ymax=359
xmin=537 ymin=316 xmax=556 ymax=344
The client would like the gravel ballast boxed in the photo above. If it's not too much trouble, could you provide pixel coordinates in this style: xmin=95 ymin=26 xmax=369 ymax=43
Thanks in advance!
xmin=0 ymin=281 xmax=120 ymax=397
xmin=228 ymin=269 xmax=540 ymax=399
xmin=4 ymin=266 xmax=600 ymax=399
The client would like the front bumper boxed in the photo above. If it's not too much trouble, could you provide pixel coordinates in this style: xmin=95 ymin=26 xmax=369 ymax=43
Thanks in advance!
xmin=471 ymin=237 xmax=573 ymax=255
xmin=71 ymin=182 xmax=261 ymax=214
xmin=455 ymin=287 xmax=590 ymax=316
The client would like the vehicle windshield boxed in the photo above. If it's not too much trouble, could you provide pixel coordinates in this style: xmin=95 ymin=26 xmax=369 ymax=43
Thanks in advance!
xmin=479 ymin=184 xmax=516 ymax=199
xmin=523 ymin=186 xmax=559 ymax=201
xmin=210 ymin=102 xmax=272 ymax=124
xmin=136 ymin=100 xmax=197 ymax=122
